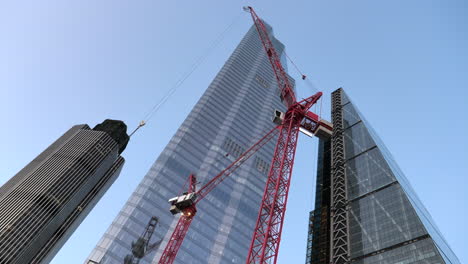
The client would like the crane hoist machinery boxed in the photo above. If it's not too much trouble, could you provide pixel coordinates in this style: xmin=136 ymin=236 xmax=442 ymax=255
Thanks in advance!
xmin=157 ymin=6 xmax=333 ymax=264
xmin=125 ymin=216 xmax=162 ymax=264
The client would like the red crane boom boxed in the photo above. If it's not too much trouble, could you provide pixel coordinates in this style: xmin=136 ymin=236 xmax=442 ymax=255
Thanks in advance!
xmin=158 ymin=126 xmax=280 ymax=264
xmin=157 ymin=6 xmax=332 ymax=264
xmin=243 ymin=7 xmax=296 ymax=108
xmin=244 ymin=6 xmax=331 ymax=264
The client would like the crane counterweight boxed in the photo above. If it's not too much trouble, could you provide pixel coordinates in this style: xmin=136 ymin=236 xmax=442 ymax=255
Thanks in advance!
xmin=168 ymin=193 xmax=198 ymax=215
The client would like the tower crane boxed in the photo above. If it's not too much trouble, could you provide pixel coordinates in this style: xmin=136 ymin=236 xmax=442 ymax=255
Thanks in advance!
xmin=244 ymin=7 xmax=332 ymax=264
xmin=124 ymin=216 xmax=162 ymax=264
xmin=156 ymin=6 xmax=332 ymax=264
xmin=159 ymin=126 xmax=282 ymax=263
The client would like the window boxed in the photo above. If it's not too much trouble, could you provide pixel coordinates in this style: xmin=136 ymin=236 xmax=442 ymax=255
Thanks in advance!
xmin=255 ymin=74 xmax=269 ymax=88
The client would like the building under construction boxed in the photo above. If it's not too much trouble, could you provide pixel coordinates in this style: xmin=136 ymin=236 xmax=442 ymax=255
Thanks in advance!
xmin=87 ymin=18 xmax=290 ymax=264
xmin=305 ymin=89 xmax=461 ymax=264
xmin=85 ymin=8 xmax=460 ymax=264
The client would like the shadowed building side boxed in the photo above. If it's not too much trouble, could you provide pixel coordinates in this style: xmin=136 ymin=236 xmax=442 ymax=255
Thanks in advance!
xmin=305 ymin=138 xmax=331 ymax=264
xmin=0 ymin=119 xmax=128 ymax=264
xmin=306 ymin=89 xmax=460 ymax=264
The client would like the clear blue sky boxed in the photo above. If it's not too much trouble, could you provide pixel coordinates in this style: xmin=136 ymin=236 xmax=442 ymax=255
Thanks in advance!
xmin=1 ymin=1 xmax=467 ymax=263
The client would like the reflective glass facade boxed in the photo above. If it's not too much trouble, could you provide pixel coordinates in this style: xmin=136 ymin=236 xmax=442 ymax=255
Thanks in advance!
xmin=306 ymin=139 xmax=331 ymax=264
xmin=87 ymin=24 xmax=293 ymax=264
xmin=307 ymin=89 xmax=460 ymax=264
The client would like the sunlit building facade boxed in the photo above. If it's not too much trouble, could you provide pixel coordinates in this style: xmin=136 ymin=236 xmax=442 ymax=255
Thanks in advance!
xmin=87 ymin=23 xmax=294 ymax=264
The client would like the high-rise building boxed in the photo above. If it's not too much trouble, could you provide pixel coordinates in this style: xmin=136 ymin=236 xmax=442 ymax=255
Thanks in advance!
xmin=305 ymin=88 xmax=460 ymax=264
xmin=0 ymin=119 xmax=129 ymax=264
xmin=86 ymin=23 xmax=294 ymax=264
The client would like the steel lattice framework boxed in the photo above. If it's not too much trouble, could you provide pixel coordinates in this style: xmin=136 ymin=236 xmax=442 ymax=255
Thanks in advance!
xmin=158 ymin=126 xmax=281 ymax=264
xmin=244 ymin=6 xmax=296 ymax=109
xmin=330 ymin=89 xmax=349 ymax=264
xmin=246 ymin=94 xmax=323 ymax=264
xmin=158 ymin=175 xmax=197 ymax=264
xmin=246 ymin=109 xmax=301 ymax=263
xmin=156 ymin=7 xmax=332 ymax=264
xmin=245 ymin=7 xmax=326 ymax=264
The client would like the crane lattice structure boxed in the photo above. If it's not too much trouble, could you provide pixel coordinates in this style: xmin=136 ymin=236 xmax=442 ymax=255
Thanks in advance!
xmin=157 ymin=6 xmax=333 ymax=264
xmin=125 ymin=216 xmax=162 ymax=264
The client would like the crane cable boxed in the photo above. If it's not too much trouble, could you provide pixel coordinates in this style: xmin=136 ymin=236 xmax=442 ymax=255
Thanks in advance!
xmin=129 ymin=12 xmax=243 ymax=137
xmin=285 ymin=51 xmax=330 ymax=93
xmin=284 ymin=51 xmax=307 ymax=81
xmin=283 ymin=51 xmax=333 ymax=121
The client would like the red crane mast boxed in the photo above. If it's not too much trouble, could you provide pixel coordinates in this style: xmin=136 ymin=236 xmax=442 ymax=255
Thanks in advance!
xmin=242 ymin=7 xmax=297 ymax=109
xmin=157 ymin=6 xmax=332 ymax=264
xmin=244 ymin=7 xmax=331 ymax=264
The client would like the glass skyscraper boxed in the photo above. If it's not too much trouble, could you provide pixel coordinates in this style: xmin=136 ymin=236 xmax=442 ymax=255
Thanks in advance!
xmin=87 ymin=23 xmax=294 ymax=264
xmin=306 ymin=88 xmax=460 ymax=264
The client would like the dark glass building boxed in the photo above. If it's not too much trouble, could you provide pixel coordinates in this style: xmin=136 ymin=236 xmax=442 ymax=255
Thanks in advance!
xmin=306 ymin=88 xmax=460 ymax=264
xmin=0 ymin=120 xmax=128 ymax=264
xmin=86 ymin=23 xmax=293 ymax=264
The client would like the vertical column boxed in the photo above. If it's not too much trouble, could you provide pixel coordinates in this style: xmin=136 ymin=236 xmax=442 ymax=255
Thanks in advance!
xmin=330 ymin=89 xmax=349 ymax=264
xmin=305 ymin=210 xmax=314 ymax=263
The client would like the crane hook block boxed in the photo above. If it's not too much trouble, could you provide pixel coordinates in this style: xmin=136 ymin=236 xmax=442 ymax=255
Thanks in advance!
xmin=168 ymin=193 xmax=198 ymax=215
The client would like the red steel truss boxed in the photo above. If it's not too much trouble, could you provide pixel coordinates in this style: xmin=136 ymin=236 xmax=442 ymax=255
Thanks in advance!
xmin=244 ymin=6 xmax=296 ymax=108
xmin=245 ymin=6 xmax=328 ymax=264
xmin=158 ymin=175 xmax=197 ymax=264
xmin=157 ymin=7 xmax=330 ymax=264
xmin=158 ymin=126 xmax=280 ymax=264
xmin=246 ymin=94 xmax=322 ymax=264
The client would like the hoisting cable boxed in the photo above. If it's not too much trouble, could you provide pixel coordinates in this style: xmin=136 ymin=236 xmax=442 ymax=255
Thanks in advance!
xmin=284 ymin=51 xmax=307 ymax=81
xmin=283 ymin=50 xmax=333 ymax=122
xmin=177 ymin=174 xmax=190 ymax=197
xmin=283 ymin=50 xmax=322 ymax=96
xmin=128 ymin=12 xmax=243 ymax=137
xmin=129 ymin=120 xmax=146 ymax=137
xmin=284 ymin=49 xmax=337 ymax=95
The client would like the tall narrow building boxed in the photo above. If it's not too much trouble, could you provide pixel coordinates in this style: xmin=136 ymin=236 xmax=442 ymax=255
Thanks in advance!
xmin=306 ymin=88 xmax=460 ymax=264
xmin=86 ymin=23 xmax=294 ymax=264
xmin=0 ymin=119 xmax=129 ymax=264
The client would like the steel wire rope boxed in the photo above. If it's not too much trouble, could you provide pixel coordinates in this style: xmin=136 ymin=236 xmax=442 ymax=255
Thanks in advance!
xmin=177 ymin=175 xmax=190 ymax=197
xmin=283 ymin=50 xmax=328 ymax=94
xmin=129 ymin=12 xmax=244 ymax=136
xmin=284 ymin=51 xmax=306 ymax=81
xmin=282 ymin=50 xmax=332 ymax=123
xmin=279 ymin=51 xmax=329 ymax=214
